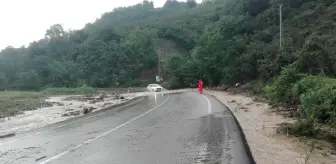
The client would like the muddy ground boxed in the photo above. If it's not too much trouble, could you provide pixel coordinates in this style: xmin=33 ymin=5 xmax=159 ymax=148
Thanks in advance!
xmin=0 ymin=92 xmax=135 ymax=135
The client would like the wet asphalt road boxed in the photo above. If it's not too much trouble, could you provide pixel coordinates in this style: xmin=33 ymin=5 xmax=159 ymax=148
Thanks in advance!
xmin=0 ymin=92 xmax=253 ymax=164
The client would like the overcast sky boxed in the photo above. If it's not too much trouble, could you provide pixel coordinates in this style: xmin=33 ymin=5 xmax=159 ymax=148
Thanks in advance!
xmin=0 ymin=0 xmax=201 ymax=50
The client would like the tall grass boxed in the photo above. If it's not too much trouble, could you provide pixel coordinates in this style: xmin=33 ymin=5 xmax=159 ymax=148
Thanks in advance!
xmin=42 ymin=85 xmax=96 ymax=95
xmin=0 ymin=91 xmax=44 ymax=117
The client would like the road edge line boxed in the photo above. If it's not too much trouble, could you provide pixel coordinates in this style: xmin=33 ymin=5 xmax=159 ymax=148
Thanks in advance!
xmin=206 ymin=93 xmax=257 ymax=164
xmin=201 ymin=94 xmax=212 ymax=113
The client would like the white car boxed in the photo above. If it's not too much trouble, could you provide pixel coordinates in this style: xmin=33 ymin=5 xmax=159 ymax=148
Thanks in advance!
xmin=147 ymin=84 xmax=163 ymax=92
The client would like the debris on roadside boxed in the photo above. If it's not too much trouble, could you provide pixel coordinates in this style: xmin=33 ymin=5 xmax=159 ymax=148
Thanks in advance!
xmin=69 ymin=111 xmax=80 ymax=116
xmin=89 ymin=106 xmax=96 ymax=111
xmin=61 ymin=113 xmax=70 ymax=117
xmin=83 ymin=108 xmax=93 ymax=114
xmin=50 ymin=102 xmax=64 ymax=106
xmin=35 ymin=156 xmax=46 ymax=162
xmin=0 ymin=132 xmax=15 ymax=139
xmin=229 ymin=100 xmax=236 ymax=103
xmin=104 ymin=102 xmax=113 ymax=106
xmin=0 ymin=91 xmax=135 ymax=135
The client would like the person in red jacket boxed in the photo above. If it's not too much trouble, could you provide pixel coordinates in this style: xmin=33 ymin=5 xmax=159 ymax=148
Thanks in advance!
xmin=197 ymin=80 xmax=203 ymax=94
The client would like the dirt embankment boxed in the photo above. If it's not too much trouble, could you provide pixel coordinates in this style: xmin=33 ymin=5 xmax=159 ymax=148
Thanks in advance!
xmin=204 ymin=89 xmax=336 ymax=164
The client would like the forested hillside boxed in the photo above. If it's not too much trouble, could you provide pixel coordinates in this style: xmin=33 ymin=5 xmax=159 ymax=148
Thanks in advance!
xmin=0 ymin=0 xmax=336 ymax=138
xmin=0 ymin=0 xmax=194 ymax=89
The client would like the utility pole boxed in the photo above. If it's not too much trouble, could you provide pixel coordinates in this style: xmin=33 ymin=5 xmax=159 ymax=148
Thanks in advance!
xmin=156 ymin=49 xmax=161 ymax=83
xmin=279 ymin=4 xmax=283 ymax=49
xmin=158 ymin=51 xmax=161 ymax=82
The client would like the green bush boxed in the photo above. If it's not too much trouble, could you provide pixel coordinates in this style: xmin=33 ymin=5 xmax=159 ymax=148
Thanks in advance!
xmin=266 ymin=71 xmax=336 ymax=127
xmin=0 ymin=91 xmax=46 ymax=117
xmin=264 ymin=66 xmax=304 ymax=104
xmin=298 ymin=76 xmax=336 ymax=125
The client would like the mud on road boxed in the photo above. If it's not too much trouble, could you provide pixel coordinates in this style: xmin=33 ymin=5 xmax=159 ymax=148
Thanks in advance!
xmin=0 ymin=92 xmax=135 ymax=135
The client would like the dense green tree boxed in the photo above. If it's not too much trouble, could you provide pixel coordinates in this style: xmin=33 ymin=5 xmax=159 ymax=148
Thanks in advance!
xmin=0 ymin=0 xmax=335 ymax=92
xmin=187 ymin=0 xmax=197 ymax=8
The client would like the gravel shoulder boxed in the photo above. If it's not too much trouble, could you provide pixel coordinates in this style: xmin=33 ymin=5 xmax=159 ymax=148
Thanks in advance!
xmin=204 ymin=89 xmax=336 ymax=164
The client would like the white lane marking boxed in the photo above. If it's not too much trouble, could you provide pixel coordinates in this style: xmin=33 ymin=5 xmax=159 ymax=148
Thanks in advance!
xmin=201 ymin=94 xmax=212 ymax=113
xmin=39 ymin=96 xmax=170 ymax=164
xmin=0 ymin=96 xmax=144 ymax=146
